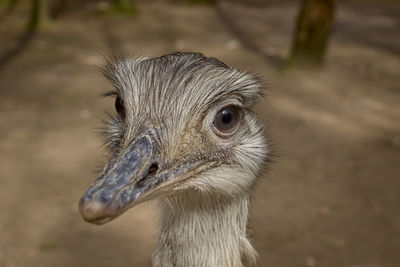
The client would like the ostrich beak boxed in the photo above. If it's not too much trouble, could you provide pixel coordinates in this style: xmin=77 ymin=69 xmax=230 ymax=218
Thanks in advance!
xmin=79 ymin=130 xmax=209 ymax=225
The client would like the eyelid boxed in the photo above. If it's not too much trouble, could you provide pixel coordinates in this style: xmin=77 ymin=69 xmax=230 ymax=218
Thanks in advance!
xmin=214 ymin=98 xmax=244 ymax=112
xmin=102 ymin=91 xmax=119 ymax=98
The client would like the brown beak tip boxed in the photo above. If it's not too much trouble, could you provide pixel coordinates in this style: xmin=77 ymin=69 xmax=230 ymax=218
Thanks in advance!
xmin=79 ymin=198 xmax=110 ymax=224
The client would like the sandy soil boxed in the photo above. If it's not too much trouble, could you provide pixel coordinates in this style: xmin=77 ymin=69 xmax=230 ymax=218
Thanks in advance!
xmin=0 ymin=1 xmax=399 ymax=266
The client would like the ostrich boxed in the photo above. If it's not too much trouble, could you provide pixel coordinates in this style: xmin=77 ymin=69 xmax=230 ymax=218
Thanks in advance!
xmin=79 ymin=52 xmax=269 ymax=267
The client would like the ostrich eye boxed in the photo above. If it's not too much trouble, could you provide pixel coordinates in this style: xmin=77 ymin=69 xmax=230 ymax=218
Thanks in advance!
xmin=115 ymin=95 xmax=126 ymax=119
xmin=213 ymin=106 xmax=240 ymax=135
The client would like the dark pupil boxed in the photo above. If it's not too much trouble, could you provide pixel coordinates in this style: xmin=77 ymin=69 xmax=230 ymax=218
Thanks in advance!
xmin=115 ymin=96 xmax=125 ymax=118
xmin=214 ymin=106 xmax=238 ymax=133
xmin=221 ymin=110 xmax=232 ymax=124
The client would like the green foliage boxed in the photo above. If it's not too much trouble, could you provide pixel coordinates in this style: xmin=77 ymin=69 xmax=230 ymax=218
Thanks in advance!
xmin=110 ymin=0 xmax=137 ymax=14
xmin=0 ymin=0 xmax=20 ymax=23
xmin=187 ymin=0 xmax=215 ymax=5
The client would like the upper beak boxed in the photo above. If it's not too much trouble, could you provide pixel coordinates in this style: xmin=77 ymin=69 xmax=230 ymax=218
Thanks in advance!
xmin=79 ymin=129 xmax=209 ymax=225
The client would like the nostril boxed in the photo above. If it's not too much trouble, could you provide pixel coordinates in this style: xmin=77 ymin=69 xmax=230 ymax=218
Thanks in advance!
xmin=148 ymin=163 xmax=158 ymax=176
xmin=138 ymin=163 xmax=159 ymax=186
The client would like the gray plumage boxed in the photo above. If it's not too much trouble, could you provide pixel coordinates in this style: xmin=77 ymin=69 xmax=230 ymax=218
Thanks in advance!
xmin=80 ymin=52 xmax=269 ymax=267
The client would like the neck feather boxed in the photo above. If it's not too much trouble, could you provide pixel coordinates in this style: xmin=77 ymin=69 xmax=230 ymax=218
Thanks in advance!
xmin=152 ymin=190 xmax=257 ymax=267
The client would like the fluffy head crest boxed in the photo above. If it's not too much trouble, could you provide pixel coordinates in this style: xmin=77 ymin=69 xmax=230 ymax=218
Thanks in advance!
xmin=101 ymin=52 xmax=268 ymax=195
xmin=103 ymin=52 xmax=262 ymax=122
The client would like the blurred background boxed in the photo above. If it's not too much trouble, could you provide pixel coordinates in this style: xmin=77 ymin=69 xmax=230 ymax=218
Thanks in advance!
xmin=0 ymin=0 xmax=399 ymax=266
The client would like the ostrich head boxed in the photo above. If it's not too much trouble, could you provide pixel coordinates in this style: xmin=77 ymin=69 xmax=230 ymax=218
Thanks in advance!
xmin=79 ymin=52 xmax=268 ymax=225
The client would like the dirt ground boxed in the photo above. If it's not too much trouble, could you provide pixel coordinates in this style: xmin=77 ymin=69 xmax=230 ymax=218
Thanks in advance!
xmin=0 ymin=1 xmax=399 ymax=267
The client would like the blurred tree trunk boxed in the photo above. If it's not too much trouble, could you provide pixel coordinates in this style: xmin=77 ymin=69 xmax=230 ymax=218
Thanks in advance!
xmin=288 ymin=0 xmax=336 ymax=67
xmin=27 ymin=0 xmax=50 ymax=31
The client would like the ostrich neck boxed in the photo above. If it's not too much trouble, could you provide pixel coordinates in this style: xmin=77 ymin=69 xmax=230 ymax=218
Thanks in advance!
xmin=152 ymin=190 xmax=257 ymax=267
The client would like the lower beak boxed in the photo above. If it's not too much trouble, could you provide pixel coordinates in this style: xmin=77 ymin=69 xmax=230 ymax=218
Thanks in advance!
xmin=79 ymin=130 xmax=207 ymax=225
